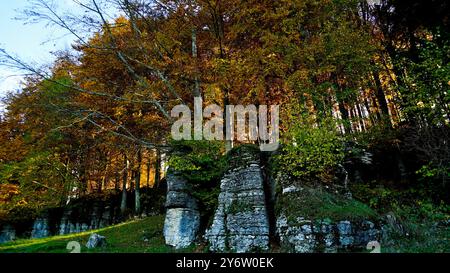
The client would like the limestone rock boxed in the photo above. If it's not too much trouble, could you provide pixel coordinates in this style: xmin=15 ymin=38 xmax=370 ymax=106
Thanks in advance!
xmin=164 ymin=208 xmax=200 ymax=249
xmin=31 ymin=218 xmax=50 ymax=239
xmin=337 ymin=220 xmax=354 ymax=246
xmin=0 ymin=225 xmax=16 ymax=244
xmin=276 ymin=214 xmax=381 ymax=253
xmin=86 ymin=233 xmax=107 ymax=249
xmin=163 ymin=172 xmax=201 ymax=249
xmin=206 ymin=148 xmax=270 ymax=253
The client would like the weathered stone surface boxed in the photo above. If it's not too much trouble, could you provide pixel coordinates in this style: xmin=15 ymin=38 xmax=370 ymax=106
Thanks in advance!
xmin=276 ymin=214 xmax=381 ymax=253
xmin=59 ymin=209 xmax=72 ymax=235
xmin=164 ymin=208 xmax=200 ymax=249
xmin=338 ymin=220 xmax=354 ymax=246
xmin=163 ymin=172 xmax=201 ymax=249
xmin=1 ymin=188 xmax=164 ymax=242
xmin=86 ymin=233 xmax=107 ymax=249
xmin=206 ymin=148 xmax=270 ymax=253
xmin=165 ymin=173 xmax=199 ymax=210
xmin=166 ymin=191 xmax=199 ymax=210
xmin=0 ymin=225 xmax=16 ymax=244
xmin=276 ymin=215 xmax=319 ymax=253
xmin=31 ymin=218 xmax=50 ymax=239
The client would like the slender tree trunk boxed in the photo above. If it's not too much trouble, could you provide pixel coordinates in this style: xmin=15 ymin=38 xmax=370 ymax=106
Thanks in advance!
xmin=120 ymin=155 xmax=129 ymax=215
xmin=363 ymin=98 xmax=375 ymax=127
xmin=192 ymin=28 xmax=201 ymax=98
xmin=371 ymin=65 xmax=392 ymax=128
xmin=146 ymin=159 xmax=151 ymax=188
xmin=135 ymin=149 xmax=142 ymax=215
xmin=370 ymin=95 xmax=382 ymax=121
xmin=356 ymin=103 xmax=367 ymax=132
xmin=338 ymin=102 xmax=351 ymax=134
xmin=224 ymin=87 xmax=233 ymax=152
xmin=154 ymin=149 xmax=161 ymax=188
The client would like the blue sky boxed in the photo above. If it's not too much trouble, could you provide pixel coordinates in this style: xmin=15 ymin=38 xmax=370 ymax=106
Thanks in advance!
xmin=0 ymin=1 xmax=121 ymax=113
xmin=0 ymin=1 xmax=79 ymax=102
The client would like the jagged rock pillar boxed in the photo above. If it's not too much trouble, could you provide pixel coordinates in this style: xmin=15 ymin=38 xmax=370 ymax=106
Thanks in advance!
xmin=206 ymin=147 xmax=270 ymax=253
xmin=163 ymin=172 xmax=200 ymax=249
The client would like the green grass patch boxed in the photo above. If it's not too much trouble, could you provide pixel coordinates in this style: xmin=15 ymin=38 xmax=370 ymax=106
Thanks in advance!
xmin=382 ymin=224 xmax=450 ymax=253
xmin=0 ymin=215 xmax=201 ymax=253
xmin=276 ymin=186 xmax=379 ymax=223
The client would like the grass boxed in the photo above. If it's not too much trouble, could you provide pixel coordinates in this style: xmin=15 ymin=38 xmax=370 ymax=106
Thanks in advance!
xmin=382 ymin=224 xmax=450 ymax=253
xmin=0 ymin=215 xmax=200 ymax=253
xmin=1 ymin=196 xmax=447 ymax=253
xmin=277 ymin=186 xmax=378 ymax=223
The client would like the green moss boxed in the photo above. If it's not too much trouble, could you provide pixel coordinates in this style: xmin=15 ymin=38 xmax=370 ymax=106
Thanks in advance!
xmin=276 ymin=186 xmax=378 ymax=223
xmin=226 ymin=144 xmax=261 ymax=169
xmin=227 ymin=199 xmax=255 ymax=214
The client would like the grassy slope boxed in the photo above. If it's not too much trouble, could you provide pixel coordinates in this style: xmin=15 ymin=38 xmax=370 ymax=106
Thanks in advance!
xmin=0 ymin=213 xmax=448 ymax=253
xmin=0 ymin=215 xmax=198 ymax=253
xmin=276 ymin=186 xmax=379 ymax=222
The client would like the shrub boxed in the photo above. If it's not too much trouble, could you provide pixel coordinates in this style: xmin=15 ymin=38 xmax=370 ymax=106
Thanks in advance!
xmin=168 ymin=140 xmax=227 ymax=219
xmin=275 ymin=118 xmax=344 ymax=182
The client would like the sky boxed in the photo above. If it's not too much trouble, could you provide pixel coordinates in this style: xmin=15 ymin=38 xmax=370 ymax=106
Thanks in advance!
xmin=0 ymin=1 xmax=81 ymax=107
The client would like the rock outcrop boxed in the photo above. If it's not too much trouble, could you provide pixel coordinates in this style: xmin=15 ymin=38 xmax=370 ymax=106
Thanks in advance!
xmin=276 ymin=215 xmax=381 ymax=253
xmin=274 ymin=177 xmax=382 ymax=253
xmin=163 ymin=172 xmax=200 ymax=249
xmin=0 ymin=225 xmax=16 ymax=244
xmin=31 ymin=217 xmax=50 ymax=239
xmin=205 ymin=147 xmax=270 ymax=253
xmin=0 ymin=187 xmax=165 ymax=244
xmin=86 ymin=233 xmax=107 ymax=249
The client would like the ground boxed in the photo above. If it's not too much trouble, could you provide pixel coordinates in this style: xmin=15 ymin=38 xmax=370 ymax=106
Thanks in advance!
xmin=0 ymin=215 xmax=200 ymax=253
xmin=0 ymin=213 xmax=448 ymax=253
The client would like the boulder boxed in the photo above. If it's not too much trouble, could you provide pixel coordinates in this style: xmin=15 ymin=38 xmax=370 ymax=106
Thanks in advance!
xmin=164 ymin=208 xmax=200 ymax=249
xmin=86 ymin=233 xmax=107 ymax=249
xmin=163 ymin=172 xmax=201 ymax=249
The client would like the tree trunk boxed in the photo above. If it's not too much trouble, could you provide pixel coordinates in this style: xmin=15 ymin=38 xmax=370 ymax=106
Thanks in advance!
xmin=192 ymin=28 xmax=201 ymax=98
xmin=154 ymin=149 xmax=161 ymax=188
xmin=338 ymin=102 xmax=351 ymax=134
xmin=135 ymin=149 xmax=142 ymax=215
xmin=371 ymin=65 xmax=392 ymax=128
xmin=356 ymin=102 xmax=367 ymax=132
xmin=120 ymin=155 xmax=129 ymax=215
xmin=146 ymin=160 xmax=151 ymax=188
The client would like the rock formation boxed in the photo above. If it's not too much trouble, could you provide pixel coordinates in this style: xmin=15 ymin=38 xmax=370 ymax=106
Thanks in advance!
xmin=0 ymin=225 xmax=16 ymax=244
xmin=86 ymin=233 xmax=107 ymax=249
xmin=275 ymin=176 xmax=382 ymax=253
xmin=205 ymin=147 xmax=270 ymax=253
xmin=0 ymin=188 xmax=164 ymax=244
xmin=31 ymin=217 xmax=50 ymax=239
xmin=163 ymin=172 xmax=200 ymax=249
xmin=276 ymin=215 xmax=381 ymax=253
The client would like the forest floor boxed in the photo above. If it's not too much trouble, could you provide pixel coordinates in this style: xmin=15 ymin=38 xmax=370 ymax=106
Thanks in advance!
xmin=0 ymin=215 xmax=200 ymax=253
xmin=0 ymin=214 xmax=448 ymax=253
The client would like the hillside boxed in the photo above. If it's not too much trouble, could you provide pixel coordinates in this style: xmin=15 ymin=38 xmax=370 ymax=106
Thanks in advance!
xmin=1 ymin=213 xmax=448 ymax=254
xmin=0 ymin=0 xmax=448 ymax=256
xmin=0 ymin=215 xmax=198 ymax=254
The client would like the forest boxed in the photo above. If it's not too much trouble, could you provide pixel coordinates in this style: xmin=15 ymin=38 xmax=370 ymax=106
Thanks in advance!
xmin=0 ymin=0 xmax=448 ymax=253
